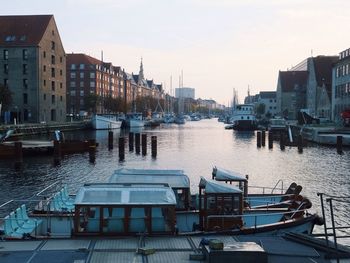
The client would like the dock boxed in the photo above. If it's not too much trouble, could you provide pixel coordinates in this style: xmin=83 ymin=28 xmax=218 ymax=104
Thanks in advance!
xmin=0 ymin=234 xmax=349 ymax=263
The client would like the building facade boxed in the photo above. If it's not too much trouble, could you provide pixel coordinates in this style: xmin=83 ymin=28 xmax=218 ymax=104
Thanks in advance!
xmin=332 ymin=48 xmax=350 ymax=123
xmin=0 ymin=15 xmax=66 ymax=123
xmin=257 ymin=91 xmax=277 ymax=118
xmin=276 ymin=71 xmax=308 ymax=119
xmin=306 ymin=56 xmax=338 ymax=119
xmin=175 ymin=87 xmax=195 ymax=99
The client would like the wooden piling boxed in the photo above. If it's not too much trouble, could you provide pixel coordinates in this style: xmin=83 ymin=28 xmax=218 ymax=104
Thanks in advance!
xmin=337 ymin=136 xmax=343 ymax=154
xmin=119 ymin=137 xmax=125 ymax=160
xmin=135 ymin=133 xmax=140 ymax=154
xmin=268 ymin=131 xmax=273 ymax=149
xmin=129 ymin=132 xmax=134 ymax=151
xmin=142 ymin=134 xmax=147 ymax=156
xmin=53 ymin=140 xmax=61 ymax=165
xmin=261 ymin=130 xmax=266 ymax=147
xmin=257 ymin=131 xmax=261 ymax=148
xmin=108 ymin=131 xmax=113 ymax=150
xmin=151 ymin=136 xmax=157 ymax=158
xmin=89 ymin=145 xmax=96 ymax=163
xmin=14 ymin=141 xmax=23 ymax=170
xmin=297 ymin=134 xmax=303 ymax=153
xmin=280 ymin=133 xmax=285 ymax=151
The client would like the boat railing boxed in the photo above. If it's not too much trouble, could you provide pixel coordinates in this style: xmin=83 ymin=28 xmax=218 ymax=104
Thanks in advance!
xmin=317 ymin=192 xmax=350 ymax=258
xmin=248 ymin=184 xmax=284 ymax=195
xmin=244 ymin=193 xmax=295 ymax=206
xmin=206 ymin=207 xmax=309 ymax=230
xmin=271 ymin=179 xmax=284 ymax=194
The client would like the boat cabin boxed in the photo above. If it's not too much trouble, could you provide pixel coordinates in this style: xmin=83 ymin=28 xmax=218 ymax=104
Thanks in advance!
xmin=109 ymin=169 xmax=191 ymax=210
xmin=198 ymin=178 xmax=243 ymax=231
xmin=212 ymin=167 xmax=248 ymax=197
xmin=73 ymin=183 xmax=176 ymax=236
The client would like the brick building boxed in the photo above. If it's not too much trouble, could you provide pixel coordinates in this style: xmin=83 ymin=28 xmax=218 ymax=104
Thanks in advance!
xmin=0 ymin=15 xmax=66 ymax=123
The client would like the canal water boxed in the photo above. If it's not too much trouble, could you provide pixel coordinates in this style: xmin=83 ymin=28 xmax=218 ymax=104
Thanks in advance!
xmin=0 ymin=119 xmax=349 ymax=240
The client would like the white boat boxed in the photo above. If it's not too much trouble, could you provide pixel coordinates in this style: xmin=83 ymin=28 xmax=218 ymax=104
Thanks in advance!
xmin=125 ymin=113 xmax=144 ymax=128
xmin=268 ymin=118 xmax=287 ymax=133
xmin=230 ymin=104 xmax=257 ymax=131
xmin=91 ymin=114 xmax=122 ymax=130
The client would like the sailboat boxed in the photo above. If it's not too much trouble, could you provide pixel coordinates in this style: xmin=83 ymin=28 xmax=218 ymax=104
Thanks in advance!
xmin=174 ymin=73 xmax=186 ymax=125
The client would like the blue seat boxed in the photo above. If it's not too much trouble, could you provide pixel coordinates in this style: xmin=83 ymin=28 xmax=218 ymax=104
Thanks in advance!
xmin=3 ymin=215 xmax=23 ymax=239
xmin=19 ymin=205 xmax=42 ymax=231
xmin=15 ymin=208 xmax=35 ymax=228
xmin=9 ymin=212 xmax=35 ymax=235
xmin=62 ymin=186 xmax=75 ymax=203
xmin=50 ymin=194 xmax=74 ymax=212
xmin=58 ymin=190 xmax=74 ymax=207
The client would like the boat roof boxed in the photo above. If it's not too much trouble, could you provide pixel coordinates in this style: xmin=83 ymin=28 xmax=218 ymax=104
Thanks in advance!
xmin=213 ymin=167 xmax=247 ymax=182
xmin=199 ymin=177 xmax=243 ymax=194
xmin=74 ymin=183 xmax=177 ymax=206
xmin=109 ymin=169 xmax=190 ymax=188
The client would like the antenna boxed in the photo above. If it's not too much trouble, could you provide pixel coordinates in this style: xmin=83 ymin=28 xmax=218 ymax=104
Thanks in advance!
xmin=101 ymin=50 xmax=104 ymax=62
xmin=311 ymin=49 xmax=313 ymax=57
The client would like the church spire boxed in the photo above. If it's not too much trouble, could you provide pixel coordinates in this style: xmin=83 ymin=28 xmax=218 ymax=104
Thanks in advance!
xmin=139 ymin=57 xmax=144 ymax=82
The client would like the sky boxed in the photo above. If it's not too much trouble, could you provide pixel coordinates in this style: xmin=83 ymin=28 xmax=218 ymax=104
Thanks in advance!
xmin=2 ymin=0 xmax=350 ymax=105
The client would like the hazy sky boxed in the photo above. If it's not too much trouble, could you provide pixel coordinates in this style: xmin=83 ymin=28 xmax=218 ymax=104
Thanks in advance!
xmin=2 ymin=0 xmax=349 ymax=104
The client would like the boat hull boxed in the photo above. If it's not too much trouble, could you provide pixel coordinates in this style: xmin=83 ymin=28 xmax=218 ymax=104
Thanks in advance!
xmin=92 ymin=115 xmax=122 ymax=130
xmin=233 ymin=120 xmax=257 ymax=131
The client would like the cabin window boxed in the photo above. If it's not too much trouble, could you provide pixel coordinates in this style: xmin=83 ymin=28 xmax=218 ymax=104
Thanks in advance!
xmin=3 ymin=50 xmax=8 ymax=60
xmin=23 ymin=49 xmax=28 ymax=60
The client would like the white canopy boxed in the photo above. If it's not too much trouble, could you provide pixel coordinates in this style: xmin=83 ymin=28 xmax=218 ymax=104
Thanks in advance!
xmin=213 ymin=167 xmax=247 ymax=182
xmin=200 ymin=177 xmax=243 ymax=194
xmin=109 ymin=169 xmax=190 ymax=188
xmin=75 ymin=184 xmax=176 ymax=206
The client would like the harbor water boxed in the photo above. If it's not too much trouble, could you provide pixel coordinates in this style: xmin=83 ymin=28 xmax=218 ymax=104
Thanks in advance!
xmin=0 ymin=119 xmax=349 ymax=240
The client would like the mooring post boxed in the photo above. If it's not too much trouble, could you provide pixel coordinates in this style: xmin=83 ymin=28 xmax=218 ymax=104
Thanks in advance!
xmin=14 ymin=141 xmax=23 ymax=170
xmin=336 ymin=136 xmax=343 ymax=154
xmin=53 ymin=140 xmax=61 ymax=166
xmin=108 ymin=131 xmax=113 ymax=150
xmin=268 ymin=131 xmax=273 ymax=149
xmin=119 ymin=137 xmax=125 ymax=161
xmin=88 ymin=139 xmax=96 ymax=163
xmin=135 ymin=133 xmax=140 ymax=154
xmin=129 ymin=132 xmax=134 ymax=151
xmin=151 ymin=136 xmax=157 ymax=158
xmin=142 ymin=134 xmax=147 ymax=156
xmin=261 ymin=130 xmax=266 ymax=147
xmin=297 ymin=134 xmax=303 ymax=153
xmin=257 ymin=131 xmax=261 ymax=148
xmin=280 ymin=133 xmax=285 ymax=151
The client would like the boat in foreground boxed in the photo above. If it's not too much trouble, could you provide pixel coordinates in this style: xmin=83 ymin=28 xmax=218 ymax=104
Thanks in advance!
xmin=0 ymin=168 xmax=322 ymax=240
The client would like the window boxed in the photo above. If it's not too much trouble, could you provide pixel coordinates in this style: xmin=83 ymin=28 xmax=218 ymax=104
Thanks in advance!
xmin=60 ymin=57 xmax=63 ymax=63
xmin=51 ymin=55 xmax=55 ymax=64
xmin=43 ymin=79 xmax=46 ymax=86
xmin=23 ymin=64 xmax=28 ymax=74
xmin=80 ymin=64 xmax=85 ymax=69
xmin=71 ymin=64 xmax=76 ymax=70
xmin=51 ymin=81 xmax=55 ymax=91
xmin=23 ymin=49 xmax=28 ymax=60
xmin=4 ymin=79 xmax=8 ymax=86
xmin=90 ymin=72 xmax=95 ymax=78
xmin=80 ymin=81 xmax=84 ymax=87
xmin=3 ymin=50 xmax=8 ymax=60
xmin=70 ymin=90 xmax=76 ymax=96
xmin=4 ymin=64 xmax=9 ymax=74
xmin=70 ymin=72 xmax=76 ymax=78
xmin=51 ymin=68 xmax=55 ymax=77
xmin=60 ymin=96 xmax=63 ymax=102
xmin=60 ymin=82 xmax=63 ymax=89
xmin=43 ymin=51 xmax=46 ymax=58
xmin=80 ymin=90 xmax=84 ymax=96
xmin=43 ymin=94 xmax=46 ymax=100
xmin=52 ymin=30 xmax=55 ymax=36
xmin=80 ymin=99 xmax=84 ymax=105
xmin=70 ymin=81 xmax=76 ymax=88
xmin=80 ymin=72 xmax=84 ymax=78
xmin=43 ymin=65 xmax=46 ymax=72
xmin=51 ymin=41 xmax=55 ymax=50
xmin=90 ymin=81 xmax=95 ymax=88
xmin=60 ymin=69 xmax=62 ymax=76
xmin=23 ymin=79 xmax=28 ymax=89
xmin=23 ymin=93 xmax=28 ymax=104
xmin=52 ymin=95 xmax=55 ymax=104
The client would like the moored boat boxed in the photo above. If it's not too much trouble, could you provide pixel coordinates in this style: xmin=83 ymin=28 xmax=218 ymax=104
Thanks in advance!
xmin=231 ymin=104 xmax=257 ymax=131
xmin=0 ymin=168 xmax=322 ymax=239
xmin=91 ymin=114 xmax=122 ymax=130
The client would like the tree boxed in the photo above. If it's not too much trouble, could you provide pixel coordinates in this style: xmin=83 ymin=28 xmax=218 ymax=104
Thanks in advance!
xmin=84 ymin=93 xmax=100 ymax=114
xmin=0 ymin=84 xmax=13 ymax=112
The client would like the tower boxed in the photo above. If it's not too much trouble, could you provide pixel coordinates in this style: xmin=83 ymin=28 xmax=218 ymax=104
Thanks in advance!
xmin=138 ymin=57 xmax=144 ymax=84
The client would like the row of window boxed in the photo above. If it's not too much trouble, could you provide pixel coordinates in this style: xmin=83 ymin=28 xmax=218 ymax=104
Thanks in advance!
xmin=334 ymin=83 xmax=350 ymax=98
xmin=70 ymin=64 xmax=120 ymax=75
xmin=3 ymin=49 xmax=63 ymax=62
xmin=69 ymin=90 xmax=85 ymax=96
xmin=3 ymin=63 xmax=63 ymax=77
xmin=336 ymin=64 xmax=350 ymax=78
xmin=21 ymin=93 xmax=63 ymax=105
xmin=71 ymin=72 xmax=95 ymax=79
